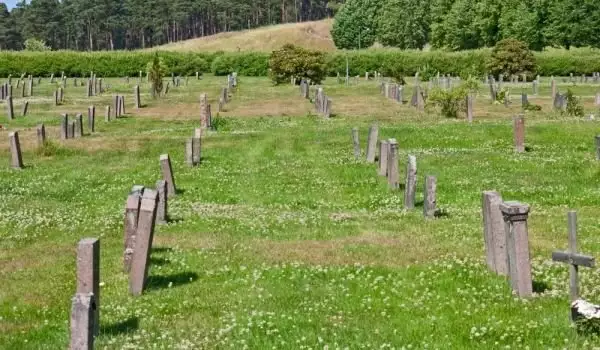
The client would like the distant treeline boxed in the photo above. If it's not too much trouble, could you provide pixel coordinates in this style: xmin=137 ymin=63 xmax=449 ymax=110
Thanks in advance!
xmin=2 ymin=49 xmax=600 ymax=78
xmin=332 ymin=0 xmax=600 ymax=51
xmin=0 ymin=0 xmax=335 ymax=51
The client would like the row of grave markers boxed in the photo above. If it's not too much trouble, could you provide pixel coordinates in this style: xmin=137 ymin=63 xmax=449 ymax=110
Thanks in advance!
xmin=351 ymin=125 xmax=437 ymax=217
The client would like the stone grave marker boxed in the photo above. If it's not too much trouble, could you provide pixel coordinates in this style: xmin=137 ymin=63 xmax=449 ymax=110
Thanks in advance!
xmin=61 ymin=114 xmax=69 ymax=140
xmin=36 ymin=124 xmax=46 ymax=147
xmin=199 ymin=93 xmax=210 ymax=129
xmin=482 ymin=191 xmax=508 ymax=275
xmin=123 ymin=188 xmax=143 ymax=273
xmin=76 ymin=238 xmax=100 ymax=336
xmin=134 ymin=85 xmax=141 ymax=109
xmin=68 ymin=121 xmax=75 ymax=139
xmin=69 ymin=293 xmax=96 ymax=350
xmin=27 ymin=78 xmax=33 ymax=97
xmin=466 ymin=94 xmax=474 ymax=122
xmin=155 ymin=180 xmax=168 ymax=224
xmin=120 ymin=96 xmax=126 ymax=115
xmin=75 ymin=113 xmax=83 ymax=138
xmin=88 ymin=106 xmax=95 ymax=133
xmin=324 ymin=98 xmax=332 ymax=118
xmin=513 ymin=115 xmax=525 ymax=153
xmin=378 ymin=140 xmax=389 ymax=176
xmin=500 ymin=201 xmax=532 ymax=298
xmin=596 ymin=135 xmax=600 ymax=161
xmin=129 ymin=189 xmax=159 ymax=296
xmin=192 ymin=128 xmax=201 ymax=166
xmin=404 ymin=155 xmax=417 ymax=209
xmin=160 ymin=154 xmax=176 ymax=198
xmin=551 ymin=79 xmax=557 ymax=99
xmin=552 ymin=211 xmax=596 ymax=304
xmin=9 ymin=131 xmax=23 ymax=169
xmin=6 ymin=95 xmax=14 ymax=120
xmin=365 ymin=124 xmax=379 ymax=163
xmin=387 ymin=139 xmax=399 ymax=190
xmin=105 ymin=106 xmax=111 ymax=122
xmin=423 ymin=175 xmax=437 ymax=218
xmin=521 ymin=93 xmax=528 ymax=108
xmin=352 ymin=127 xmax=360 ymax=160
xmin=532 ymin=80 xmax=538 ymax=95
xmin=113 ymin=95 xmax=119 ymax=118
xmin=22 ymin=101 xmax=28 ymax=117
xmin=185 ymin=138 xmax=194 ymax=166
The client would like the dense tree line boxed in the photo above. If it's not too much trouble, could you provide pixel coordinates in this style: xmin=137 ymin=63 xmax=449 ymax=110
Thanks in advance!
xmin=0 ymin=0 xmax=337 ymax=51
xmin=333 ymin=0 xmax=600 ymax=50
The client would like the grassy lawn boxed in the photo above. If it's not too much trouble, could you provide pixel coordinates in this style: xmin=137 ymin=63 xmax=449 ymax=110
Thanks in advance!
xmin=1 ymin=75 xmax=600 ymax=348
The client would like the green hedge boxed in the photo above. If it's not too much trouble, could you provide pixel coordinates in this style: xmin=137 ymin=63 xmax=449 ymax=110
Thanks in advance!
xmin=1 ymin=48 xmax=600 ymax=77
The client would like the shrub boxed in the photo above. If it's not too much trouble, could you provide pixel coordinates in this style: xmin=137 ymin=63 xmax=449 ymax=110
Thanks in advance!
xmin=35 ymin=140 xmax=61 ymax=157
xmin=268 ymin=44 xmax=327 ymax=85
xmin=487 ymin=39 xmax=536 ymax=79
xmin=565 ymin=89 xmax=584 ymax=117
xmin=24 ymin=38 xmax=50 ymax=51
xmin=523 ymin=101 xmax=542 ymax=111
xmin=147 ymin=53 xmax=167 ymax=98
xmin=428 ymin=84 xmax=470 ymax=118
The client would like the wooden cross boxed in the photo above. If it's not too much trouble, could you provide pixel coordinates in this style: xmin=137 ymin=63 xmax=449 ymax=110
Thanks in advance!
xmin=551 ymin=211 xmax=595 ymax=303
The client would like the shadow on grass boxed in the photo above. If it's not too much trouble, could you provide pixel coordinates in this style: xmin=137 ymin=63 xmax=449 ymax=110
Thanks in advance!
xmin=533 ymin=280 xmax=550 ymax=293
xmin=145 ymin=271 xmax=199 ymax=291
xmin=101 ymin=317 xmax=139 ymax=336
xmin=151 ymin=247 xmax=173 ymax=253
xmin=434 ymin=209 xmax=450 ymax=218
xmin=150 ymin=256 xmax=170 ymax=266
xmin=175 ymin=188 xmax=186 ymax=195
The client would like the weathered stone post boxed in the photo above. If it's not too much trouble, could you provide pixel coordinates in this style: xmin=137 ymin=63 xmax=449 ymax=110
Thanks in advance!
xmin=134 ymin=85 xmax=141 ymax=109
xmin=352 ymin=127 xmax=360 ymax=160
xmin=378 ymin=140 xmax=389 ymax=176
xmin=199 ymin=93 xmax=210 ymax=129
xmin=6 ymin=95 xmax=14 ymax=120
xmin=123 ymin=189 xmax=143 ymax=273
xmin=387 ymin=139 xmax=399 ymax=190
xmin=69 ymin=293 xmax=96 ymax=350
xmin=88 ymin=106 xmax=95 ymax=133
xmin=76 ymin=238 xmax=100 ymax=336
xmin=61 ymin=114 xmax=69 ymax=140
xmin=221 ymin=87 xmax=228 ymax=103
xmin=120 ymin=96 xmax=126 ymax=115
xmin=365 ymin=124 xmax=379 ymax=163
xmin=27 ymin=78 xmax=33 ymax=97
xmin=105 ymin=106 xmax=111 ymax=122
xmin=185 ymin=138 xmax=194 ymax=166
xmin=192 ymin=128 xmax=201 ymax=165
xmin=22 ymin=101 xmax=29 ymax=117
xmin=482 ymin=191 xmax=508 ymax=275
xmin=68 ymin=122 xmax=75 ymax=139
xmin=423 ymin=175 xmax=437 ymax=218
xmin=160 ymin=154 xmax=176 ymax=198
xmin=74 ymin=113 xmax=83 ymax=138
xmin=155 ymin=180 xmax=168 ymax=224
xmin=596 ymin=135 xmax=600 ymax=161
xmin=113 ymin=95 xmax=119 ymax=118
xmin=9 ymin=131 xmax=23 ymax=169
xmin=500 ymin=201 xmax=533 ymax=298
xmin=513 ymin=115 xmax=525 ymax=153
xmin=36 ymin=124 xmax=46 ymax=148
xmin=404 ymin=155 xmax=417 ymax=209
xmin=129 ymin=189 xmax=159 ymax=296
xmin=466 ymin=94 xmax=474 ymax=123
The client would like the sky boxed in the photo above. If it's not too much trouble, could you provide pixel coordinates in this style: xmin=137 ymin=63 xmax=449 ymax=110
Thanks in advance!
xmin=2 ymin=0 xmax=19 ymax=10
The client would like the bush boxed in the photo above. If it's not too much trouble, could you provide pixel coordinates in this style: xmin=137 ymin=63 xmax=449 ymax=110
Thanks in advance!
xmin=24 ymin=38 xmax=50 ymax=51
xmin=35 ymin=140 xmax=61 ymax=157
xmin=565 ymin=89 xmax=584 ymax=117
xmin=268 ymin=44 xmax=326 ymax=85
xmin=487 ymin=39 xmax=536 ymax=79
xmin=523 ymin=101 xmax=542 ymax=111
xmin=428 ymin=84 xmax=470 ymax=118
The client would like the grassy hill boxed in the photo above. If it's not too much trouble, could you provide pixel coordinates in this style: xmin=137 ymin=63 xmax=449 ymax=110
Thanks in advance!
xmin=156 ymin=19 xmax=335 ymax=52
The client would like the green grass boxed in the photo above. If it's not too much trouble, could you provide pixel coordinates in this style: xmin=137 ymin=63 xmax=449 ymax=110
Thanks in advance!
xmin=1 ymin=75 xmax=600 ymax=348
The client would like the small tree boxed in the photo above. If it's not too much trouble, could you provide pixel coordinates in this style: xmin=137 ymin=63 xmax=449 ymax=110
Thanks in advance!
xmin=269 ymin=44 xmax=326 ymax=85
xmin=146 ymin=53 xmax=167 ymax=98
xmin=428 ymin=84 xmax=471 ymax=118
xmin=24 ymin=38 xmax=50 ymax=51
xmin=487 ymin=38 xmax=536 ymax=79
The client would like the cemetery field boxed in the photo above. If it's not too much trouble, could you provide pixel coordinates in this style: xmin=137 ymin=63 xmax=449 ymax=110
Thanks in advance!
xmin=2 ymin=75 xmax=600 ymax=349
